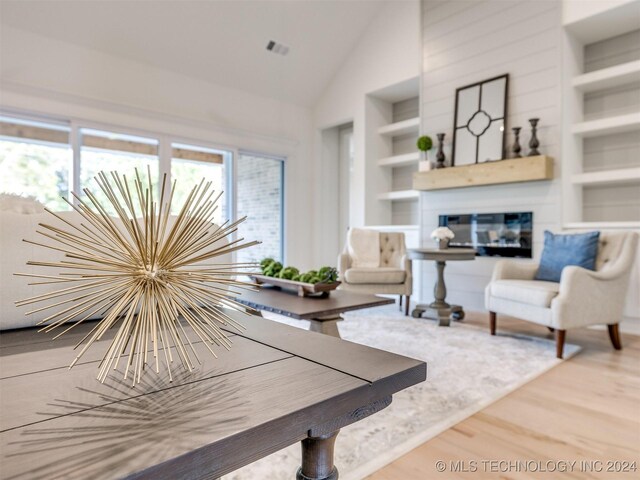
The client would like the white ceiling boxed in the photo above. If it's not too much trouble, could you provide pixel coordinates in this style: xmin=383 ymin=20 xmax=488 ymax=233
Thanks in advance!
xmin=0 ymin=0 xmax=387 ymax=108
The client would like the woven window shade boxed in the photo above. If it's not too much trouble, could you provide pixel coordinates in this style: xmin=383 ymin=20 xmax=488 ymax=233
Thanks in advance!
xmin=81 ymin=135 xmax=159 ymax=156
xmin=172 ymin=148 xmax=224 ymax=164
xmin=0 ymin=121 xmax=69 ymax=144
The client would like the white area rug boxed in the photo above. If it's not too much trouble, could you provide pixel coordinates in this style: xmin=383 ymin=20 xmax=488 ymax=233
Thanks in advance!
xmin=225 ymin=305 xmax=580 ymax=480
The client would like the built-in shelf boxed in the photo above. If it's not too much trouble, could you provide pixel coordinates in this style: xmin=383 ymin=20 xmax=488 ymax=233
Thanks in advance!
xmin=572 ymin=112 xmax=640 ymax=138
xmin=378 ymin=152 xmax=420 ymax=168
xmin=572 ymin=167 xmax=640 ymax=186
xmin=564 ymin=221 xmax=640 ymax=230
xmin=365 ymin=224 xmax=419 ymax=230
xmin=413 ymin=156 xmax=553 ymax=191
xmin=573 ymin=60 xmax=640 ymax=93
xmin=377 ymin=190 xmax=419 ymax=201
xmin=378 ymin=117 xmax=420 ymax=137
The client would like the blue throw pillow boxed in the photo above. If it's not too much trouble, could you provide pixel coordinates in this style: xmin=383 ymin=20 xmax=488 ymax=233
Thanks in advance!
xmin=535 ymin=230 xmax=600 ymax=283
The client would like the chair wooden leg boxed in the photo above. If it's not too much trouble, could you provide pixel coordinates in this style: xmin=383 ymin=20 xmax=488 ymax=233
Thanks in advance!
xmin=489 ymin=311 xmax=496 ymax=335
xmin=404 ymin=295 xmax=410 ymax=316
xmin=607 ymin=324 xmax=622 ymax=350
xmin=555 ymin=329 xmax=566 ymax=359
xmin=398 ymin=295 xmax=402 ymax=311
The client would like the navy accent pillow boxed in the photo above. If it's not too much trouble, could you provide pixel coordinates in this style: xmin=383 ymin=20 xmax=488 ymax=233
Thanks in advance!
xmin=535 ymin=230 xmax=600 ymax=283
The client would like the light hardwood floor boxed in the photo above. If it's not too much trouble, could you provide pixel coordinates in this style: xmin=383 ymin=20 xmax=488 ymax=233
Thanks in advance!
xmin=368 ymin=312 xmax=640 ymax=480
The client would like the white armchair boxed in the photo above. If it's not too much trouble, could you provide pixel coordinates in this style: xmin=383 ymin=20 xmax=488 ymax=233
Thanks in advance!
xmin=338 ymin=231 xmax=413 ymax=315
xmin=485 ymin=232 xmax=638 ymax=358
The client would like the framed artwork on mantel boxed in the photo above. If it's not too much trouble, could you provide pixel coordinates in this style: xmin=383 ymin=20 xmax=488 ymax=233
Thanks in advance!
xmin=452 ymin=74 xmax=509 ymax=166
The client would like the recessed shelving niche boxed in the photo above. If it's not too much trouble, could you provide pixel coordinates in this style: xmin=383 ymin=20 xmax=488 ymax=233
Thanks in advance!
xmin=368 ymin=76 xmax=421 ymax=228
xmin=562 ymin=18 xmax=640 ymax=228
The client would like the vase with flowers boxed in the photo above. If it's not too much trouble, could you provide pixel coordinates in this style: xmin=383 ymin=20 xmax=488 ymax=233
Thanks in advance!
xmin=431 ymin=226 xmax=455 ymax=249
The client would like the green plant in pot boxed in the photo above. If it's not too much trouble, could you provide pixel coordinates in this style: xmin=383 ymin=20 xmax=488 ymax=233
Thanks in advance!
xmin=417 ymin=135 xmax=433 ymax=156
xmin=417 ymin=135 xmax=433 ymax=170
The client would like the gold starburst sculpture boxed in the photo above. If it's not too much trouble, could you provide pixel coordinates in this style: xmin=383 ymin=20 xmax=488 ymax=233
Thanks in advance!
xmin=15 ymin=169 xmax=259 ymax=385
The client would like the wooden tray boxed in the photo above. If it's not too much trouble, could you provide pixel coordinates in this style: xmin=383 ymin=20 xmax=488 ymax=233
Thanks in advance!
xmin=250 ymin=274 xmax=341 ymax=297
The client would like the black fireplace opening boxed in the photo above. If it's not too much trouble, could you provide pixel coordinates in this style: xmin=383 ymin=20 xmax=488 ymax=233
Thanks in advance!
xmin=438 ymin=212 xmax=533 ymax=258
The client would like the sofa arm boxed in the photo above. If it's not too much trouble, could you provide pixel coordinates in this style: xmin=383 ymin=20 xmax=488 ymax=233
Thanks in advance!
xmin=491 ymin=259 xmax=538 ymax=282
xmin=552 ymin=265 xmax=631 ymax=328
xmin=338 ymin=253 xmax=351 ymax=280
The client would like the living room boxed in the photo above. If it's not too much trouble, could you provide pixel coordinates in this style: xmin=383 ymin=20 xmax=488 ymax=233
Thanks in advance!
xmin=0 ymin=1 xmax=638 ymax=479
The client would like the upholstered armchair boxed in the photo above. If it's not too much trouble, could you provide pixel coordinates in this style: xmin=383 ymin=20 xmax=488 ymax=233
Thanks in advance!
xmin=338 ymin=231 xmax=413 ymax=315
xmin=485 ymin=232 xmax=638 ymax=358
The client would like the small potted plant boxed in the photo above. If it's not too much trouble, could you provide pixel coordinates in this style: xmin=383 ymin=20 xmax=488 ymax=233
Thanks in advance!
xmin=417 ymin=135 xmax=433 ymax=171
xmin=431 ymin=226 xmax=455 ymax=249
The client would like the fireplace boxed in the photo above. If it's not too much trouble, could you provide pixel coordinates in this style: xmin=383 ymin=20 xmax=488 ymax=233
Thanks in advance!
xmin=438 ymin=212 xmax=533 ymax=258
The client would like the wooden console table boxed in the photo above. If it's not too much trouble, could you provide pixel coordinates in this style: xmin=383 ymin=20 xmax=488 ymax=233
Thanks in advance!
xmin=408 ymin=248 xmax=476 ymax=326
xmin=0 ymin=310 xmax=425 ymax=480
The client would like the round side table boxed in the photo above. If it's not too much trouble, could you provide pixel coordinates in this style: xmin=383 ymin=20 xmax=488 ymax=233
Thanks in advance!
xmin=408 ymin=248 xmax=476 ymax=327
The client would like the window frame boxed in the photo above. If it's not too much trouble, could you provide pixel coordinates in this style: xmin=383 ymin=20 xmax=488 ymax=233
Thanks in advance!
xmin=1 ymin=111 xmax=286 ymax=262
xmin=237 ymin=149 xmax=286 ymax=263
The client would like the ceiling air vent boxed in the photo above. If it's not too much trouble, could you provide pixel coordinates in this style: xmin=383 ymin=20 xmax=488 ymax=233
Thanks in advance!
xmin=266 ymin=40 xmax=290 ymax=56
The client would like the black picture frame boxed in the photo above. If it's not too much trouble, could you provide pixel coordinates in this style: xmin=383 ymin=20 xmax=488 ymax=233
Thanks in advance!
xmin=451 ymin=74 xmax=509 ymax=166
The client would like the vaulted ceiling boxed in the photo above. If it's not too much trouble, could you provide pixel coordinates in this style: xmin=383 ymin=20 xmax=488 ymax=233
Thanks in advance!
xmin=0 ymin=0 xmax=387 ymax=107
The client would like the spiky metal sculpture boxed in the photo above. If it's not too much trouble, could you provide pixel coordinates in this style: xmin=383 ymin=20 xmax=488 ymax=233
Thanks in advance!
xmin=16 ymin=169 xmax=258 ymax=384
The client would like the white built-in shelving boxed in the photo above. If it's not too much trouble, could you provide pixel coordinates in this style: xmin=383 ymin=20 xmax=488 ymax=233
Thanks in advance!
xmin=377 ymin=117 xmax=420 ymax=137
xmin=368 ymin=80 xmax=421 ymax=226
xmin=571 ymin=167 xmax=640 ymax=186
xmin=378 ymin=152 xmax=420 ymax=168
xmin=377 ymin=190 xmax=420 ymax=201
xmin=565 ymin=221 xmax=640 ymax=230
xmin=562 ymin=5 xmax=640 ymax=229
xmin=572 ymin=112 xmax=640 ymax=137
xmin=573 ymin=59 xmax=640 ymax=92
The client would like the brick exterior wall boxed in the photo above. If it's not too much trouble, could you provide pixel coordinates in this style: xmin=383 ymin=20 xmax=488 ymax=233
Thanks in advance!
xmin=236 ymin=154 xmax=283 ymax=263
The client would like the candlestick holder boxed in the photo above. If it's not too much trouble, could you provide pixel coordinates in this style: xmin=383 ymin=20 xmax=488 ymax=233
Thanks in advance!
xmin=512 ymin=127 xmax=522 ymax=158
xmin=528 ymin=118 xmax=540 ymax=156
xmin=436 ymin=133 xmax=446 ymax=169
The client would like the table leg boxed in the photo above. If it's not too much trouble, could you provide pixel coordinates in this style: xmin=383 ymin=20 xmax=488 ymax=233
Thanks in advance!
xmin=308 ymin=315 xmax=342 ymax=338
xmin=296 ymin=431 xmax=339 ymax=480
xmin=430 ymin=260 xmax=450 ymax=310
xmin=411 ymin=260 xmax=465 ymax=326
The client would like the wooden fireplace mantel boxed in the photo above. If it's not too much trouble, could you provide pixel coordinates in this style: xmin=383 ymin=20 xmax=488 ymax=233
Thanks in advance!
xmin=413 ymin=155 xmax=554 ymax=191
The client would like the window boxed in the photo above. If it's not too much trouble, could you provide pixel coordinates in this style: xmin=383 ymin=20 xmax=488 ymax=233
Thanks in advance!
xmin=236 ymin=151 xmax=284 ymax=263
xmin=0 ymin=116 xmax=72 ymax=210
xmin=170 ymin=143 xmax=229 ymax=225
xmin=0 ymin=112 xmax=285 ymax=261
xmin=79 ymin=128 xmax=159 ymax=215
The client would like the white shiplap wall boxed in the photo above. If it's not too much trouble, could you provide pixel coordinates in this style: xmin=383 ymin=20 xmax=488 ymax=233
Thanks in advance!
xmin=419 ymin=0 xmax=563 ymax=311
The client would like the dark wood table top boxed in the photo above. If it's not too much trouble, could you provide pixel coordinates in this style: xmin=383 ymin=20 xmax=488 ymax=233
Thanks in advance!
xmin=0 ymin=309 xmax=425 ymax=480
xmin=234 ymin=288 xmax=394 ymax=320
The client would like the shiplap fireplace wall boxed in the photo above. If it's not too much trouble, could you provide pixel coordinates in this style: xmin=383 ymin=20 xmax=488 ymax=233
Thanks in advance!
xmin=419 ymin=0 xmax=639 ymax=326
xmin=419 ymin=0 xmax=563 ymax=313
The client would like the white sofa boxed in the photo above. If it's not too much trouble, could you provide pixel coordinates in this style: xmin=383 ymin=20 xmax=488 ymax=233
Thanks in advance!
xmin=485 ymin=231 xmax=638 ymax=358
xmin=0 ymin=210 xmax=230 ymax=330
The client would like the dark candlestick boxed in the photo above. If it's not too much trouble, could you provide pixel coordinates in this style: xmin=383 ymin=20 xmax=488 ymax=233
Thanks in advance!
xmin=436 ymin=133 xmax=446 ymax=169
xmin=528 ymin=118 xmax=540 ymax=156
xmin=512 ymin=127 xmax=522 ymax=158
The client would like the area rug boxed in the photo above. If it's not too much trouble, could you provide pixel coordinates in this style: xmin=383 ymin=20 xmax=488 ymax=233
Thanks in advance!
xmin=224 ymin=305 xmax=580 ymax=480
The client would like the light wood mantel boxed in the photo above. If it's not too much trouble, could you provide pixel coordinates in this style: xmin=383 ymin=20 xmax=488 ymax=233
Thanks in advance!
xmin=413 ymin=155 xmax=553 ymax=191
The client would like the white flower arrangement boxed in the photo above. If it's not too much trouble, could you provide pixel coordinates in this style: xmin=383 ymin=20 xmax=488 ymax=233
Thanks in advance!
xmin=430 ymin=226 xmax=455 ymax=241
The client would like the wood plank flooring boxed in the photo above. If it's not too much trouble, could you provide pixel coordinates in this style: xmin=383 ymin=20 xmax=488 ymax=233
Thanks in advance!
xmin=368 ymin=312 xmax=640 ymax=480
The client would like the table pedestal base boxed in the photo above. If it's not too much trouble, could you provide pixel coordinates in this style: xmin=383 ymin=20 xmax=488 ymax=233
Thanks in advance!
xmin=296 ymin=431 xmax=339 ymax=480
xmin=412 ymin=302 xmax=465 ymax=327
xmin=309 ymin=315 xmax=343 ymax=338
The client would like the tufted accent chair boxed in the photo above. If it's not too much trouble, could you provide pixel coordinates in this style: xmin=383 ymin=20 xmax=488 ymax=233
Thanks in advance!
xmin=485 ymin=231 xmax=638 ymax=358
xmin=338 ymin=231 xmax=413 ymax=315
